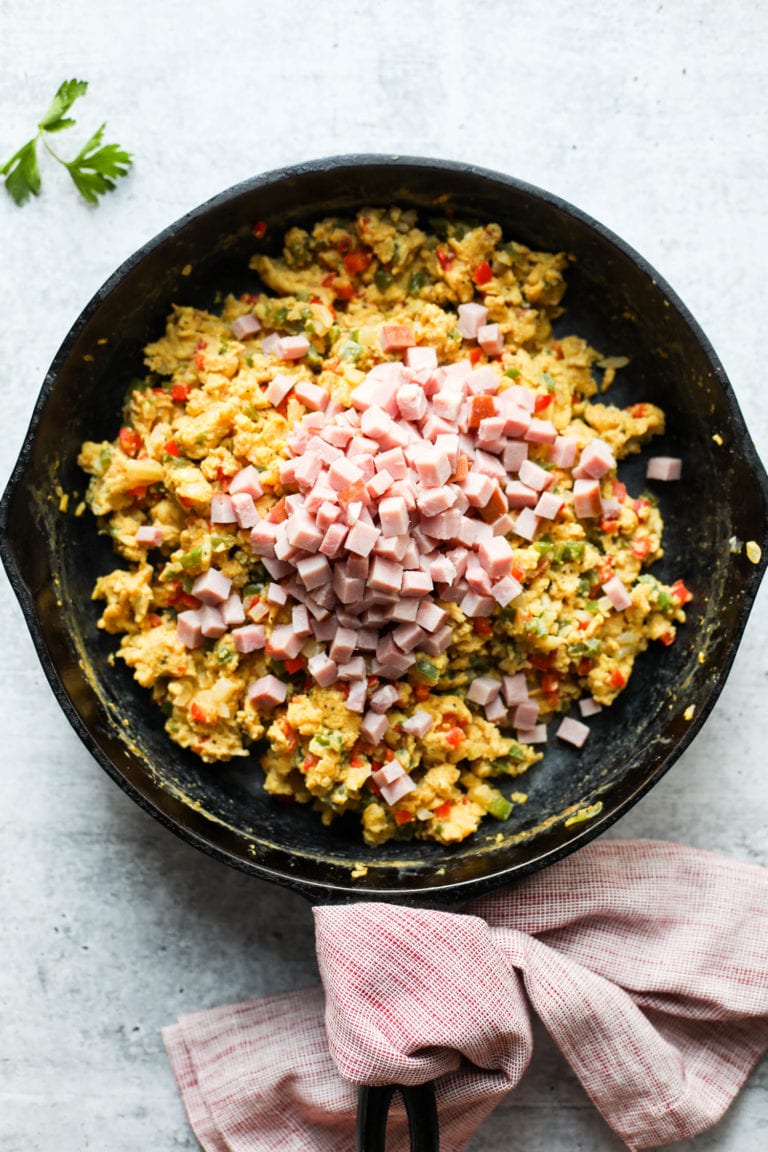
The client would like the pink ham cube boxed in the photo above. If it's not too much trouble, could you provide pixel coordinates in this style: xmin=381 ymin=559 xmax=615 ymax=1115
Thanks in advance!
xmin=512 ymin=508 xmax=539 ymax=541
xmin=280 ymin=334 xmax=310 ymax=360
xmin=231 ymin=492 xmax=260 ymax=529
xmin=199 ymin=604 xmax=227 ymax=639
xmin=602 ymin=575 xmax=632 ymax=612
xmin=400 ymin=710 xmax=434 ymax=737
xmin=578 ymin=697 xmax=603 ymax=718
xmin=346 ymin=520 xmax=380 ymax=557
xmin=369 ymin=684 xmax=400 ymax=713
xmin=502 ymin=673 xmax=528 ymax=707
xmin=293 ymin=380 xmax=328 ymax=411
xmin=646 ymin=456 xmax=682 ymax=481
xmin=457 ymin=302 xmax=488 ymax=340
xmin=221 ymin=593 xmax=246 ymax=626
xmin=404 ymin=346 xmax=438 ymax=371
xmin=550 ymin=436 xmax=578 ymax=469
xmin=360 ymin=711 xmax=389 ymax=745
xmin=232 ymin=624 xmax=266 ymax=653
xmin=247 ymin=674 xmax=288 ymax=708
xmin=491 ymin=574 xmax=522 ymax=607
xmin=477 ymin=322 xmax=504 ymax=356
xmin=231 ymin=313 xmax=261 ymax=340
xmin=557 ymin=716 xmax=591 ymax=748
xmin=191 ymin=568 xmax=232 ymax=605
xmin=211 ymin=494 xmax=238 ymax=523
xmin=573 ymin=478 xmax=603 ymax=519
xmin=514 ymin=700 xmax=540 ymax=729
xmin=535 ymin=491 xmax=564 ymax=519
xmin=378 ymin=495 xmax=410 ymax=537
xmin=229 ymin=466 xmax=264 ymax=499
xmin=379 ymin=774 xmax=416 ymax=806
xmin=307 ymin=652 xmax=338 ymax=687
xmin=395 ymin=383 xmax=428 ymax=422
xmin=176 ymin=610 xmax=203 ymax=649
xmin=518 ymin=459 xmax=552 ymax=492
xmin=265 ymin=372 xmax=295 ymax=407
xmin=135 ymin=525 xmax=164 ymax=547
xmin=506 ymin=481 xmax=538 ymax=509
xmin=478 ymin=536 xmax=514 ymax=580
xmin=467 ymin=675 xmax=501 ymax=706
xmin=380 ymin=324 xmax=415 ymax=352
xmin=576 ymin=438 xmax=616 ymax=479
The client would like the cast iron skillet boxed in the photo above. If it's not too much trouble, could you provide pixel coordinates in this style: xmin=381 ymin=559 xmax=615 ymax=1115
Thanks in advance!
xmin=2 ymin=157 xmax=768 ymax=1150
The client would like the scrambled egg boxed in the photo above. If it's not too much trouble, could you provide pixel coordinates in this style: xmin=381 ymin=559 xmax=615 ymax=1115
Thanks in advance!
xmin=78 ymin=208 xmax=689 ymax=846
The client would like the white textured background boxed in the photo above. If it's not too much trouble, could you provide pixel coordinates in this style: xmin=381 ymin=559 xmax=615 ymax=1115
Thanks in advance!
xmin=1 ymin=2 xmax=767 ymax=1149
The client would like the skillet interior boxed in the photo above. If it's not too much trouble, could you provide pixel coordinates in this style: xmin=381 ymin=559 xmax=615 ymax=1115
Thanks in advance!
xmin=2 ymin=156 xmax=767 ymax=902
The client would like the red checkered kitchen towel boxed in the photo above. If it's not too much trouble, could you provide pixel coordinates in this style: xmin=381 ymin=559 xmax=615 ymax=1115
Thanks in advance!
xmin=164 ymin=840 xmax=768 ymax=1151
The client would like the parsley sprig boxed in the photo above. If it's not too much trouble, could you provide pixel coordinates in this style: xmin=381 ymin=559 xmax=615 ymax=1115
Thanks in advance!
xmin=1 ymin=79 xmax=132 ymax=206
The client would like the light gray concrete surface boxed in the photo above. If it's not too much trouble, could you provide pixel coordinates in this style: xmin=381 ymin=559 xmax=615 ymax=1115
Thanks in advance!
xmin=1 ymin=2 xmax=766 ymax=1149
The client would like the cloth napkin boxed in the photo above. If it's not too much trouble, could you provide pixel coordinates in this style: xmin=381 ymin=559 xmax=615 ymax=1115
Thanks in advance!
xmin=163 ymin=840 xmax=768 ymax=1151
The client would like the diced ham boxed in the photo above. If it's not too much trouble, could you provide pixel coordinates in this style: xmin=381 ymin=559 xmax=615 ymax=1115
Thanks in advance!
xmin=477 ymin=535 xmax=514 ymax=580
xmin=198 ymin=603 xmax=225 ymax=640
xmin=247 ymin=674 xmax=287 ymax=708
xmin=576 ymin=438 xmax=616 ymax=479
xmin=280 ymin=334 xmax=310 ymax=360
xmin=232 ymin=624 xmax=266 ymax=653
xmin=372 ymin=760 xmax=405 ymax=787
xmin=380 ymin=324 xmax=415 ymax=352
xmin=176 ymin=609 xmax=203 ymax=649
xmin=401 ymin=570 xmax=433 ymax=597
xmin=457 ymin=302 xmax=488 ymax=340
xmin=646 ymin=456 xmax=682 ymax=481
xmin=502 ymin=673 xmax=528 ymax=707
xmin=345 ymin=680 xmax=368 ymax=713
xmin=401 ymin=710 xmax=434 ymax=737
xmin=265 ymin=373 xmax=295 ymax=406
xmin=578 ymin=697 xmax=603 ymax=718
xmin=525 ymin=418 xmax=557 ymax=445
xmin=467 ymin=366 xmax=499 ymax=396
xmin=360 ymin=710 xmax=389 ymax=744
xmin=192 ymin=568 xmax=232 ymax=605
xmin=512 ymin=508 xmax=539 ymax=541
xmin=550 ymin=436 xmax=578 ymax=469
xmin=231 ymin=492 xmax=260 ymax=529
xmin=286 ymin=510 xmax=324 ymax=551
xmin=516 ymin=723 xmax=548 ymax=744
xmin=478 ymin=322 xmax=504 ymax=356
xmin=535 ymin=491 xmax=564 ymax=519
xmin=405 ymin=346 xmax=438 ymax=371
xmin=556 ymin=716 xmax=591 ymax=748
xmin=307 ymin=652 xmax=338 ymax=687
xmin=484 ymin=696 xmax=507 ymax=723
xmin=211 ymin=494 xmax=238 ymax=523
xmin=518 ymin=459 xmax=552 ymax=492
xmin=506 ymin=481 xmax=538 ymax=509
xmin=573 ymin=478 xmax=603 ymax=519
xmin=491 ymin=574 xmax=522 ymax=606
xmin=602 ymin=575 xmax=632 ymax=611
xmin=467 ymin=676 xmax=501 ymax=706
xmin=379 ymin=773 xmax=416 ymax=806
xmin=459 ymin=590 xmax=495 ymax=617
xmin=250 ymin=520 xmax=278 ymax=557
xmin=231 ymin=313 xmax=261 ymax=340
xmin=135 ymin=525 xmax=164 ymax=547
xmin=229 ymin=466 xmax=263 ymax=499
xmin=369 ymin=684 xmax=400 ymax=713
xmin=221 ymin=593 xmax=246 ymax=626
xmin=266 ymin=625 xmax=303 ymax=660
xmin=501 ymin=405 xmax=531 ymax=440
xmin=514 ymin=700 xmax=540 ymax=729
xmin=261 ymin=333 xmax=282 ymax=357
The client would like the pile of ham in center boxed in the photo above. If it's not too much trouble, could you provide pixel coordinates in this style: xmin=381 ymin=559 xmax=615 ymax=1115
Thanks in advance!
xmin=175 ymin=312 xmax=622 ymax=726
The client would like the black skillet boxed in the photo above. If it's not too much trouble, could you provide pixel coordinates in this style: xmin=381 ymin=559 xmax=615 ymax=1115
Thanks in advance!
xmin=2 ymin=157 xmax=768 ymax=1150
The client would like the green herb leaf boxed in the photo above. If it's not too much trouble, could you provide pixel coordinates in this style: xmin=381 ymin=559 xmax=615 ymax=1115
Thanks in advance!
xmin=64 ymin=123 xmax=132 ymax=204
xmin=1 ymin=139 xmax=41 ymax=204
xmin=2 ymin=79 xmax=131 ymax=206
xmin=37 ymin=78 xmax=89 ymax=132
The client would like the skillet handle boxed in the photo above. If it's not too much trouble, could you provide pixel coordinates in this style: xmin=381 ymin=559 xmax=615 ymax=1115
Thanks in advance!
xmin=356 ymin=1082 xmax=439 ymax=1152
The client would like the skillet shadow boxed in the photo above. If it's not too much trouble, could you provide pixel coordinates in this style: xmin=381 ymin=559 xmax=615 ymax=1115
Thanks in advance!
xmin=101 ymin=767 xmax=319 ymax=1001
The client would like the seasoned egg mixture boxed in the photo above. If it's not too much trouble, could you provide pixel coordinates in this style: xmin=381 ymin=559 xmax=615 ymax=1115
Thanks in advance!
xmin=78 ymin=208 xmax=690 ymax=846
